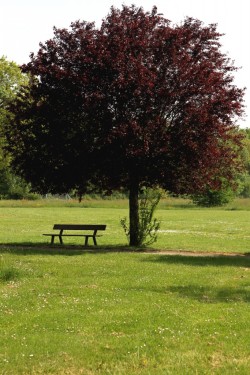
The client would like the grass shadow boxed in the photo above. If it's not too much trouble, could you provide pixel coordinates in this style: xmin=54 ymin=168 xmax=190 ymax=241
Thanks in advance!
xmin=135 ymin=255 xmax=250 ymax=304
xmin=141 ymin=254 xmax=250 ymax=268
xmin=0 ymin=242 xmax=139 ymax=256
xmin=166 ymin=284 xmax=250 ymax=303
xmin=128 ymin=283 xmax=250 ymax=304
xmin=1 ymin=244 xmax=250 ymax=266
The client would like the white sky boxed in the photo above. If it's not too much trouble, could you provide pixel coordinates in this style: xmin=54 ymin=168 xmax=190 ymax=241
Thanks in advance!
xmin=0 ymin=0 xmax=249 ymax=126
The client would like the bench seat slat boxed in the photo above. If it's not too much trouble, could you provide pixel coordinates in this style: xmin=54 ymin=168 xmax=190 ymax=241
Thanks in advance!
xmin=53 ymin=224 xmax=106 ymax=231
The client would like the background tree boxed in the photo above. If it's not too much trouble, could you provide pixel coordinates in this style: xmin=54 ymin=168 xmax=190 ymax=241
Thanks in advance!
xmin=191 ymin=179 xmax=238 ymax=207
xmin=236 ymin=128 xmax=250 ymax=198
xmin=0 ymin=56 xmax=28 ymax=122
xmin=0 ymin=56 xmax=34 ymax=199
xmin=191 ymin=127 xmax=246 ymax=206
xmin=4 ymin=5 xmax=245 ymax=245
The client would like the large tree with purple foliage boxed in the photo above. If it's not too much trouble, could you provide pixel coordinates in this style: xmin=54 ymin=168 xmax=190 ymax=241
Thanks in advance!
xmin=5 ymin=5 xmax=245 ymax=245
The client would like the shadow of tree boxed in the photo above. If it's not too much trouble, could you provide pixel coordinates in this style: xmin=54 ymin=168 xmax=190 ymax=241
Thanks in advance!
xmin=1 ymin=244 xmax=250 ymax=263
xmin=0 ymin=243 xmax=136 ymax=256
xmin=141 ymin=254 xmax=250 ymax=268
xmin=127 ymin=282 xmax=250 ymax=304
xmin=137 ymin=255 xmax=250 ymax=303
xmin=123 ymin=282 xmax=250 ymax=304
xmin=163 ymin=285 xmax=250 ymax=303
xmin=1 ymin=245 xmax=249 ymax=304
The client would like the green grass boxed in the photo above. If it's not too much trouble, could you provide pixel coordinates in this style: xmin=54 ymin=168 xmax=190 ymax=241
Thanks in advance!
xmin=0 ymin=255 xmax=21 ymax=282
xmin=0 ymin=250 xmax=249 ymax=374
xmin=0 ymin=199 xmax=250 ymax=374
xmin=0 ymin=198 xmax=250 ymax=253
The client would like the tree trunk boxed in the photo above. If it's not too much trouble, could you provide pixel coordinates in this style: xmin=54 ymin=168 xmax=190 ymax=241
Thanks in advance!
xmin=129 ymin=179 xmax=140 ymax=246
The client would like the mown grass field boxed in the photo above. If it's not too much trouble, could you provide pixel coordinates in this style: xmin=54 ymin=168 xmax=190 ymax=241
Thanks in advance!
xmin=0 ymin=199 xmax=250 ymax=374
xmin=0 ymin=197 xmax=250 ymax=253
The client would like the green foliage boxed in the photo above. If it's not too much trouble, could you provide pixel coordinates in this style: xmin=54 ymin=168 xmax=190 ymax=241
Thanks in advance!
xmin=242 ymin=127 xmax=250 ymax=140
xmin=231 ymin=128 xmax=250 ymax=198
xmin=0 ymin=57 xmax=34 ymax=199
xmin=0 ymin=168 xmax=39 ymax=199
xmin=241 ymin=135 xmax=250 ymax=173
xmin=0 ymin=56 xmax=28 ymax=127
xmin=190 ymin=172 xmax=245 ymax=207
xmin=121 ymin=188 xmax=161 ymax=246
xmin=192 ymin=187 xmax=236 ymax=207
xmin=239 ymin=175 xmax=250 ymax=198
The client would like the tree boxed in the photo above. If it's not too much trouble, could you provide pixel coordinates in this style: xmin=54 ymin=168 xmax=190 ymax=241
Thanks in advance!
xmin=0 ymin=56 xmax=28 ymax=127
xmin=237 ymin=128 xmax=250 ymax=198
xmin=0 ymin=56 xmax=32 ymax=198
xmin=191 ymin=127 xmax=246 ymax=206
xmin=4 ymin=5 xmax=245 ymax=245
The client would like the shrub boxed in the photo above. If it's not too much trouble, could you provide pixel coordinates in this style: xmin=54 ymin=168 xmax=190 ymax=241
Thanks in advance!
xmin=238 ymin=175 xmax=250 ymax=198
xmin=192 ymin=187 xmax=235 ymax=207
xmin=0 ymin=169 xmax=40 ymax=200
xmin=121 ymin=187 xmax=161 ymax=246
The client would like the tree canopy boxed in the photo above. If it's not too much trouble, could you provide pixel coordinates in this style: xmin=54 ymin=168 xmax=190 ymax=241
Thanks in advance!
xmin=4 ymin=5 xmax=245 ymax=245
xmin=0 ymin=56 xmax=28 ymax=126
xmin=0 ymin=57 xmax=32 ymax=199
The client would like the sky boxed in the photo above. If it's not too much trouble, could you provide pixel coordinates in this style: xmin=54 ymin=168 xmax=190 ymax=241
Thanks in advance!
xmin=1 ymin=0 xmax=249 ymax=126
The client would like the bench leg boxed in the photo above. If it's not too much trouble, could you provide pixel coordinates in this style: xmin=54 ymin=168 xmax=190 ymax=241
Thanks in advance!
xmin=50 ymin=235 xmax=63 ymax=245
xmin=51 ymin=235 xmax=55 ymax=245
xmin=84 ymin=236 xmax=98 ymax=246
xmin=84 ymin=236 xmax=89 ymax=246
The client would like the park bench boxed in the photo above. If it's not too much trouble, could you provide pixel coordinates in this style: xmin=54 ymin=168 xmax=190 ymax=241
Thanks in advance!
xmin=43 ymin=224 xmax=106 ymax=246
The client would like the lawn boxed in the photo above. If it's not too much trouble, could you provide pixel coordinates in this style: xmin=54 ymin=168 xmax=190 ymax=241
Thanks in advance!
xmin=0 ymin=198 xmax=250 ymax=253
xmin=1 ymin=249 xmax=249 ymax=374
xmin=0 ymin=199 xmax=250 ymax=374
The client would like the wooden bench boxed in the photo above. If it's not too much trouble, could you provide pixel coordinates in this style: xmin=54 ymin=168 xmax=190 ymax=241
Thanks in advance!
xmin=43 ymin=224 xmax=106 ymax=246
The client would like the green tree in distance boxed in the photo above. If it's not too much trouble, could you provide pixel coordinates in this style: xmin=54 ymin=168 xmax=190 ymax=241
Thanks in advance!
xmin=0 ymin=56 xmax=31 ymax=199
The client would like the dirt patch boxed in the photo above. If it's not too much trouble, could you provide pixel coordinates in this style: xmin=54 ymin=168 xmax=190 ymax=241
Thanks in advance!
xmin=143 ymin=249 xmax=250 ymax=257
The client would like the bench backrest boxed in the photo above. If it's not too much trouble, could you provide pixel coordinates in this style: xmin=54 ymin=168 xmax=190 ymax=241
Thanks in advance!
xmin=53 ymin=224 xmax=106 ymax=231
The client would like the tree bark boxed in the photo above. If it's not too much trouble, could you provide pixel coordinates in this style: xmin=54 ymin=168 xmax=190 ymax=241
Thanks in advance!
xmin=129 ymin=178 xmax=140 ymax=246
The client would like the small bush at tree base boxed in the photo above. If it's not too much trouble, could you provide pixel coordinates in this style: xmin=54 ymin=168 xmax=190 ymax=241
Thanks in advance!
xmin=121 ymin=187 xmax=161 ymax=246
